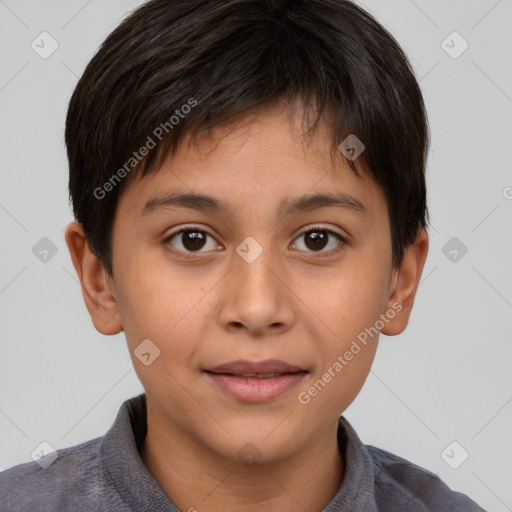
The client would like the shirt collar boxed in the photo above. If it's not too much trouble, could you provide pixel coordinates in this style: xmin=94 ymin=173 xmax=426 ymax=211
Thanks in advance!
xmin=100 ymin=393 xmax=377 ymax=511
xmin=100 ymin=394 xmax=179 ymax=511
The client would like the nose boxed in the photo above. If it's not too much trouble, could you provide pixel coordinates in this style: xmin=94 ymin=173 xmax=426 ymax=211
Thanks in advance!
xmin=216 ymin=242 xmax=296 ymax=338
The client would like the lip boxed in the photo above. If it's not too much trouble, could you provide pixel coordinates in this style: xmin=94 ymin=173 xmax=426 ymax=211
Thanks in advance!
xmin=204 ymin=359 xmax=308 ymax=403
xmin=207 ymin=359 xmax=306 ymax=375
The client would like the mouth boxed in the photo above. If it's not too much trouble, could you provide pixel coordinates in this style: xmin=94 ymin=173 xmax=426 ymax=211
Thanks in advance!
xmin=204 ymin=359 xmax=308 ymax=403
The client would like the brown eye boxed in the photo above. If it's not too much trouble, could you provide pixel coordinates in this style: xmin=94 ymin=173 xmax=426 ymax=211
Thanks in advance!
xmin=166 ymin=228 xmax=220 ymax=254
xmin=292 ymin=228 xmax=344 ymax=253
xmin=180 ymin=230 xmax=207 ymax=251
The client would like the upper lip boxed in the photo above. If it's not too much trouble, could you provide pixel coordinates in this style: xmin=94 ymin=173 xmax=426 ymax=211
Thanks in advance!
xmin=205 ymin=359 xmax=307 ymax=375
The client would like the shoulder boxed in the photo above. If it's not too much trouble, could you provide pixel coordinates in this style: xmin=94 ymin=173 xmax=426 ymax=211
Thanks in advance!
xmin=366 ymin=445 xmax=486 ymax=512
xmin=0 ymin=437 xmax=103 ymax=512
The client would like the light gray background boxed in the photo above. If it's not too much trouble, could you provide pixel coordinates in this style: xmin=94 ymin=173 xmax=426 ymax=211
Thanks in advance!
xmin=0 ymin=1 xmax=511 ymax=510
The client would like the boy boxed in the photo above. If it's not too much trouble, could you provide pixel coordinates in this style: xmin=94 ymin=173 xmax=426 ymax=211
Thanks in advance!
xmin=0 ymin=0 xmax=485 ymax=510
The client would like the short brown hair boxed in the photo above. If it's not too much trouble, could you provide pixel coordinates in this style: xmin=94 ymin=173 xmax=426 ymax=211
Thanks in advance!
xmin=65 ymin=0 xmax=429 ymax=275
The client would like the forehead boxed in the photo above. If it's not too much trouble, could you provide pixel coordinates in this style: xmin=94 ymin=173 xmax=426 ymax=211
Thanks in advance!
xmin=116 ymin=104 xmax=385 ymax=222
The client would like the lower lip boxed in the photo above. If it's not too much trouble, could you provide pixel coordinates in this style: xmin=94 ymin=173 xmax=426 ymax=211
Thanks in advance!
xmin=205 ymin=372 xmax=307 ymax=403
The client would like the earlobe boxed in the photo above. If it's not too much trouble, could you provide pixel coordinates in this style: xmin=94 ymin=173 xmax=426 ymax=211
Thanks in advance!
xmin=381 ymin=229 xmax=429 ymax=336
xmin=64 ymin=222 xmax=123 ymax=335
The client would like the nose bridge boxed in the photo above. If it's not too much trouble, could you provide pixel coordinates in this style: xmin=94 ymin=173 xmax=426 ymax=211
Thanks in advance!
xmin=234 ymin=235 xmax=281 ymax=303
xmin=217 ymin=234 xmax=295 ymax=334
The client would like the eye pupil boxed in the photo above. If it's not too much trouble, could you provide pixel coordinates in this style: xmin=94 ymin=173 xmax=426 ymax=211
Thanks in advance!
xmin=305 ymin=231 xmax=328 ymax=251
xmin=182 ymin=231 xmax=206 ymax=251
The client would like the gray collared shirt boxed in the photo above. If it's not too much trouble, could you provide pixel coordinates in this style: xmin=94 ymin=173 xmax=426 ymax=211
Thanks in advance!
xmin=0 ymin=394 xmax=485 ymax=511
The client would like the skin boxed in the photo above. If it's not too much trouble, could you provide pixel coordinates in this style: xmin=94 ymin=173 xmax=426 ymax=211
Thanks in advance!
xmin=65 ymin=100 xmax=428 ymax=512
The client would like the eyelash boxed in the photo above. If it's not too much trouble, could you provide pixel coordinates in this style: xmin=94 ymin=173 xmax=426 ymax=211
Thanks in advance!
xmin=163 ymin=224 xmax=347 ymax=260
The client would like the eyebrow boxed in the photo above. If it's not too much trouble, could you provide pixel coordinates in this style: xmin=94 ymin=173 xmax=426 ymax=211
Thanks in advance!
xmin=139 ymin=191 xmax=368 ymax=218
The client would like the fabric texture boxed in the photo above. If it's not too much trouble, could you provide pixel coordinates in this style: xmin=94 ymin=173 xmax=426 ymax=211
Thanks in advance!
xmin=0 ymin=393 xmax=485 ymax=511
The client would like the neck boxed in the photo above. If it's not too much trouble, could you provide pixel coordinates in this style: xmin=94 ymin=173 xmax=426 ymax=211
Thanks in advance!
xmin=140 ymin=407 xmax=344 ymax=512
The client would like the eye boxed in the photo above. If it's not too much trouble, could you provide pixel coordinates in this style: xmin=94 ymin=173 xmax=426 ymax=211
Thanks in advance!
xmin=165 ymin=226 xmax=222 ymax=255
xmin=164 ymin=224 xmax=345 ymax=258
xmin=291 ymin=226 xmax=345 ymax=254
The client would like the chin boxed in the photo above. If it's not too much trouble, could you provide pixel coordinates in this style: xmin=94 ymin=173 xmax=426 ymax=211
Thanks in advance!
xmin=199 ymin=419 xmax=306 ymax=465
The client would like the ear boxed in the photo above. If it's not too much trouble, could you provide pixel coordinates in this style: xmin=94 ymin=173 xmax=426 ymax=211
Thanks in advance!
xmin=64 ymin=222 xmax=123 ymax=335
xmin=381 ymin=229 xmax=429 ymax=336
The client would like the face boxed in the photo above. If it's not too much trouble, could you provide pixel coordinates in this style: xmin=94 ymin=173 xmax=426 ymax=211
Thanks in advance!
xmin=69 ymin=101 xmax=426 ymax=465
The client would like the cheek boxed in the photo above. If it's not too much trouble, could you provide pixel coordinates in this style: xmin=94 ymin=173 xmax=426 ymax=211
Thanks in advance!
xmin=296 ymin=274 xmax=384 ymax=416
xmin=116 ymin=263 xmax=208 ymax=397
xmin=300 ymin=257 xmax=389 ymax=337
xmin=115 ymin=249 xmax=182 ymax=331
xmin=114 ymin=252 xmax=218 ymax=363
xmin=295 ymin=254 xmax=390 ymax=394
